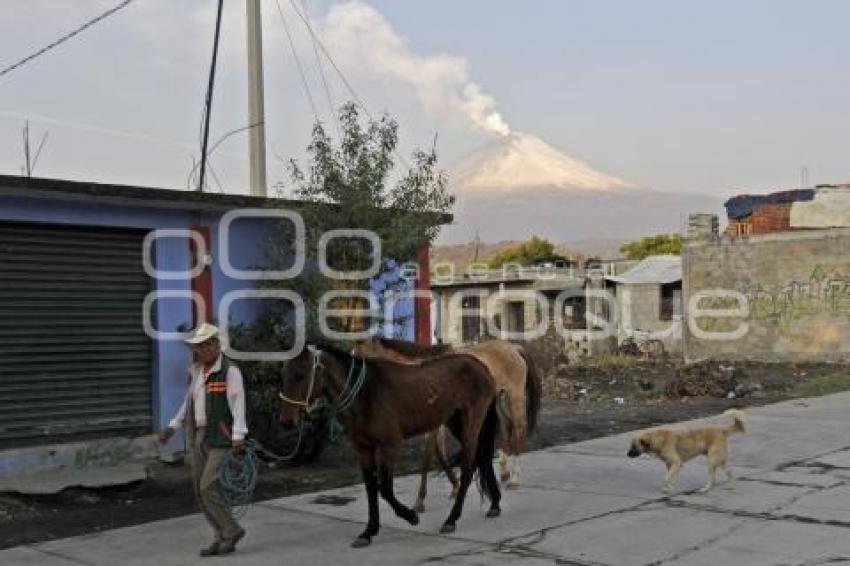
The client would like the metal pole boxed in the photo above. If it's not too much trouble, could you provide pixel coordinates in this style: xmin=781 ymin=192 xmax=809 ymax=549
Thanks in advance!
xmin=246 ymin=0 xmax=268 ymax=197
xmin=198 ymin=0 xmax=224 ymax=193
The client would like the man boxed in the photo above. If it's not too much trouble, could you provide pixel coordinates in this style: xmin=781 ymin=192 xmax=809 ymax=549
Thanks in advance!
xmin=158 ymin=323 xmax=248 ymax=557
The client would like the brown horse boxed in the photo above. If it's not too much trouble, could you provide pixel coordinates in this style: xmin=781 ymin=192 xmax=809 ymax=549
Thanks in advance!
xmin=354 ymin=337 xmax=542 ymax=510
xmin=279 ymin=344 xmax=502 ymax=548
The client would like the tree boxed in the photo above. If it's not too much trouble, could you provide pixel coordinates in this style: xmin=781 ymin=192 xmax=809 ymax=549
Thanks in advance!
xmin=487 ymin=236 xmax=566 ymax=268
xmin=619 ymin=233 xmax=682 ymax=260
xmin=234 ymin=103 xmax=454 ymax=459
xmin=285 ymin=103 xmax=453 ymax=336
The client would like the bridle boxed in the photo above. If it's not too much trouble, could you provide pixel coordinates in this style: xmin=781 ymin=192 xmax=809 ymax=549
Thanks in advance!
xmin=279 ymin=347 xmax=368 ymax=416
xmin=278 ymin=348 xmax=324 ymax=415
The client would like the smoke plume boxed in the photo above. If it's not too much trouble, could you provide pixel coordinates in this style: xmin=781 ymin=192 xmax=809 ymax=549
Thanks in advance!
xmin=321 ymin=1 xmax=510 ymax=136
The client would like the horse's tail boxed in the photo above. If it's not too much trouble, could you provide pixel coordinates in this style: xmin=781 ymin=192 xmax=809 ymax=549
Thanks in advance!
xmin=475 ymin=400 xmax=501 ymax=504
xmin=517 ymin=347 xmax=542 ymax=435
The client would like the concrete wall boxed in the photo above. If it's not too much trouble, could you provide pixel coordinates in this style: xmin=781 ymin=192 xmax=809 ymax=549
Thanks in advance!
xmin=617 ymin=283 xmax=682 ymax=354
xmin=435 ymin=282 xmax=546 ymax=345
xmin=683 ymin=228 xmax=850 ymax=362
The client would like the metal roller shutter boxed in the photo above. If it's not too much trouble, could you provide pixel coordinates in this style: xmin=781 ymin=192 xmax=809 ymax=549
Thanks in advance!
xmin=0 ymin=221 xmax=153 ymax=448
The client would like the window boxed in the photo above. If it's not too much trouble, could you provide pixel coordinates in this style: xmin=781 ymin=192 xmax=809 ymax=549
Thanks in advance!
xmin=660 ymin=282 xmax=682 ymax=321
xmin=505 ymin=301 xmax=525 ymax=333
xmin=461 ymin=295 xmax=481 ymax=343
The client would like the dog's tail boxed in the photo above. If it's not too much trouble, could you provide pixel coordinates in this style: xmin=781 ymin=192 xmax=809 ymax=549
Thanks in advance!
xmin=723 ymin=409 xmax=746 ymax=434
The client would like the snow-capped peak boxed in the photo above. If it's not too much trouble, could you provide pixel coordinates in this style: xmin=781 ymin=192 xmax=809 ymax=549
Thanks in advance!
xmin=450 ymin=132 xmax=628 ymax=192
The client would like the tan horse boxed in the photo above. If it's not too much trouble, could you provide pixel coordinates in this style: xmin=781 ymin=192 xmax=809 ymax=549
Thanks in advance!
xmin=354 ymin=337 xmax=541 ymax=511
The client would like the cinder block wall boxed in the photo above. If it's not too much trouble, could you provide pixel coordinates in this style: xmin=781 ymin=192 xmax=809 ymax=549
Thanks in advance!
xmin=619 ymin=284 xmax=682 ymax=354
xmin=683 ymin=228 xmax=850 ymax=362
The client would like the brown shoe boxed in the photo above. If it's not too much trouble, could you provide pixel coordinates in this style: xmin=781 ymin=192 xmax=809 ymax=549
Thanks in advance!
xmin=218 ymin=528 xmax=246 ymax=555
xmin=199 ymin=541 xmax=220 ymax=557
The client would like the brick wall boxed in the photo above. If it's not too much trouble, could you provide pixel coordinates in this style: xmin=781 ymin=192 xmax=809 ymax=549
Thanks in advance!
xmin=683 ymin=228 xmax=850 ymax=362
xmin=751 ymin=202 xmax=792 ymax=234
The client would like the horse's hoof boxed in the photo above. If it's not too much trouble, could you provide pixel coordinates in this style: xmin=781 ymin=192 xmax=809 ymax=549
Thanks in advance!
xmin=412 ymin=502 xmax=425 ymax=513
xmin=439 ymin=523 xmax=456 ymax=534
xmin=407 ymin=511 xmax=420 ymax=526
xmin=485 ymin=507 xmax=501 ymax=518
xmin=500 ymin=473 xmax=511 ymax=484
xmin=351 ymin=536 xmax=371 ymax=548
xmin=507 ymin=480 xmax=520 ymax=490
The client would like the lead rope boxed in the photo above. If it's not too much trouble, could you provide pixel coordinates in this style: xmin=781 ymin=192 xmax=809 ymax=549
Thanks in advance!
xmin=335 ymin=359 xmax=368 ymax=412
xmin=220 ymin=352 xmax=367 ymax=516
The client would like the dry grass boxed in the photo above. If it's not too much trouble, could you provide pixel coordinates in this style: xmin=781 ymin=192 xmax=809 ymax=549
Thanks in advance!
xmin=790 ymin=371 xmax=850 ymax=398
xmin=589 ymin=353 xmax=644 ymax=368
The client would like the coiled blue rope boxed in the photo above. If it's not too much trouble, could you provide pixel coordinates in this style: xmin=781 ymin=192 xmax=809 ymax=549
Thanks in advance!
xmin=217 ymin=360 xmax=367 ymax=517
xmin=218 ymin=440 xmax=259 ymax=518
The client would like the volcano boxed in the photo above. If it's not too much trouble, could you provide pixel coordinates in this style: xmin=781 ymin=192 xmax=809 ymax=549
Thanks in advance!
xmin=438 ymin=132 xmax=723 ymax=245
xmin=452 ymin=132 xmax=628 ymax=192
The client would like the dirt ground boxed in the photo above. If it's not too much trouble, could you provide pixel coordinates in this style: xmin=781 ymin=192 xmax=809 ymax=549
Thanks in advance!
xmin=1 ymin=358 xmax=848 ymax=550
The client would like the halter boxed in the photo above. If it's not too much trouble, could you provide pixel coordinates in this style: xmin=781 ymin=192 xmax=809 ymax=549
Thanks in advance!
xmin=278 ymin=348 xmax=324 ymax=415
xmin=279 ymin=348 xmax=368 ymax=415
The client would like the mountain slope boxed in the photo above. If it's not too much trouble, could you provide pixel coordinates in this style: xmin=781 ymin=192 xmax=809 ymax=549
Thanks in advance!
xmin=439 ymin=132 xmax=724 ymax=244
xmin=451 ymin=132 xmax=628 ymax=192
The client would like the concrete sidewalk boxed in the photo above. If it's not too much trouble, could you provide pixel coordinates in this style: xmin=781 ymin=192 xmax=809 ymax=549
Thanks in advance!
xmin=5 ymin=393 xmax=850 ymax=566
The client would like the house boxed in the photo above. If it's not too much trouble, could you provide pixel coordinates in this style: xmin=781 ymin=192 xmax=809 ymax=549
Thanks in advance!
xmin=725 ymin=184 xmax=850 ymax=236
xmin=430 ymin=259 xmax=634 ymax=353
xmin=0 ymin=175 xmax=432 ymax=486
xmin=603 ymin=255 xmax=683 ymax=355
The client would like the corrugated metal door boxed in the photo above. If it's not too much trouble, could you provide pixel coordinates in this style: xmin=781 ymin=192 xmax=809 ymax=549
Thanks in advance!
xmin=0 ymin=222 xmax=153 ymax=448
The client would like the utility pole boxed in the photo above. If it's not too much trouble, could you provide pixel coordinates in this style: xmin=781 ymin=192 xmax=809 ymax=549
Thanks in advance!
xmin=246 ymin=0 xmax=268 ymax=197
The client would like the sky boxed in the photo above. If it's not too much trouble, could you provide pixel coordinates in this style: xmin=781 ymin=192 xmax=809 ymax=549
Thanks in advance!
xmin=0 ymin=0 xmax=848 ymax=199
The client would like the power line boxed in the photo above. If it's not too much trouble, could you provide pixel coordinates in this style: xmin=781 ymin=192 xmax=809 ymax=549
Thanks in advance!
xmin=299 ymin=0 xmax=342 ymax=138
xmin=274 ymin=0 xmax=320 ymax=122
xmin=286 ymin=0 xmax=412 ymax=170
xmin=0 ymin=0 xmax=135 ymax=80
xmin=187 ymin=122 xmax=263 ymax=189
xmin=286 ymin=0 xmax=372 ymax=122
xmin=198 ymin=0 xmax=225 ymax=193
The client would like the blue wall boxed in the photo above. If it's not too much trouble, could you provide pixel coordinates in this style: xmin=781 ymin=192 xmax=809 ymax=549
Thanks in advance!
xmin=0 ymin=195 xmax=197 ymax=442
xmin=0 ymin=192 xmax=415 ymax=458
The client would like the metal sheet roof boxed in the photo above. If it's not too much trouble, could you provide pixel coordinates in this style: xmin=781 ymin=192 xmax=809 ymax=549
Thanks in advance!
xmin=604 ymin=255 xmax=681 ymax=285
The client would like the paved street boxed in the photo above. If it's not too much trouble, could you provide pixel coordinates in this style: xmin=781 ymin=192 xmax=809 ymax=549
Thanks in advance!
xmin=5 ymin=392 xmax=850 ymax=566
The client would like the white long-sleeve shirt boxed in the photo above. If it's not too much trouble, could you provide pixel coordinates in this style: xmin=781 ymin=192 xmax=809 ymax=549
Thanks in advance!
xmin=168 ymin=355 xmax=248 ymax=442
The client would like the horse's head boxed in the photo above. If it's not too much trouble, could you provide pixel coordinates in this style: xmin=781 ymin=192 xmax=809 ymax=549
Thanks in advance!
xmin=278 ymin=345 xmax=323 ymax=426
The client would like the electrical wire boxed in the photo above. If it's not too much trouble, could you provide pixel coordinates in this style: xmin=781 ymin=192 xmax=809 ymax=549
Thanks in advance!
xmin=299 ymin=0 xmax=342 ymax=139
xmin=0 ymin=0 xmax=135 ymax=80
xmin=286 ymin=0 xmax=412 ymax=170
xmin=274 ymin=0 xmax=320 ymax=122
xmin=198 ymin=0 xmax=225 ymax=192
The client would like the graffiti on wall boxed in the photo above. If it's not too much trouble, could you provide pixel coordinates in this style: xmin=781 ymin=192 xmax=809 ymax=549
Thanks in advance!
xmin=745 ymin=265 xmax=850 ymax=333
xmin=73 ymin=438 xmax=154 ymax=470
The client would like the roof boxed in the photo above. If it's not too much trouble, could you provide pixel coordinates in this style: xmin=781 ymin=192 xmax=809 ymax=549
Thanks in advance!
xmin=0 ymin=175 xmax=453 ymax=223
xmin=431 ymin=267 xmax=585 ymax=290
xmin=0 ymin=174 xmax=296 ymax=211
xmin=604 ymin=255 xmax=681 ymax=285
xmin=724 ymin=189 xmax=815 ymax=220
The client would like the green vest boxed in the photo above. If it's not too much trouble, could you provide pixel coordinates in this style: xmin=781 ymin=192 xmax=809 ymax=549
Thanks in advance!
xmin=203 ymin=357 xmax=235 ymax=448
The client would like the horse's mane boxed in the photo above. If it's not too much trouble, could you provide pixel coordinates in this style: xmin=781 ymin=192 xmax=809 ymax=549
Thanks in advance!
xmin=376 ymin=337 xmax=453 ymax=357
xmin=314 ymin=343 xmax=356 ymax=364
